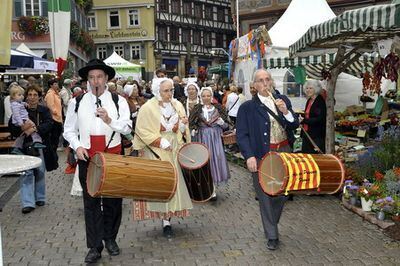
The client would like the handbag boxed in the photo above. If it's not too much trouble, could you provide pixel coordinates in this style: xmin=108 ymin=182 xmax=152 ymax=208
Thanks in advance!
xmin=22 ymin=139 xmax=40 ymax=157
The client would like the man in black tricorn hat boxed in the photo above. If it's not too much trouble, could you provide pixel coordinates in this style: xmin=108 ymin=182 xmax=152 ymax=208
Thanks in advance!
xmin=63 ymin=59 xmax=132 ymax=263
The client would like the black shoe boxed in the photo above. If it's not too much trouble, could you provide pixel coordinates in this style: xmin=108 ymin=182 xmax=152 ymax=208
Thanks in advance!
xmin=36 ymin=201 xmax=45 ymax=206
xmin=163 ymin=225 xmax=174 ymax=238
xmin=288 ymin=194 xmax=294 ymax=201
xmin=104 ymin=240 xmax=120 ymax=256
xmin=266 ymin=239 xmax=279 ymax=250
xmin=21 ymin=207 xmax=35 ymax=214
xmin=84 ymin=248 xmax=101 ymax=263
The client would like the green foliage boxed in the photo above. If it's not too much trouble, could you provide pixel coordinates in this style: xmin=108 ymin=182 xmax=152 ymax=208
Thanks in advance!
xmin=352 ymin=134 xmax=400 ymax=183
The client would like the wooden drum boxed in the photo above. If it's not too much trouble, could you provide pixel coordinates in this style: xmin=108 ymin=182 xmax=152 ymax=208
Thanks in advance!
xmin=178 ymin=143 xmax=214 ymax=202
xmin=87 ymin=152 xmax=177 ymax=201
xmin=258 ymin=152 xmax=345 ymax=196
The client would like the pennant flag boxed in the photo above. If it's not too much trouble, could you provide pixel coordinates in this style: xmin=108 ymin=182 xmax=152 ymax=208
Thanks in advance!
xmin=48 ymin=0 xmax=71 ymax=77
xmin=0 ymin=0 xmax=12 ymax=65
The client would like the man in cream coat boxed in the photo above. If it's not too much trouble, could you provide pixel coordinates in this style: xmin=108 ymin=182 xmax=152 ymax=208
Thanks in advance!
xmin=63 ymin=59 xmax=131 ymax=263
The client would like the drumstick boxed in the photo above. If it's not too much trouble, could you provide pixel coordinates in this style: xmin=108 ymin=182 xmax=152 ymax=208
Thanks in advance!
xmin=180 ymin=153 xmax=196 ymax=163
xmin=258 ymin=170 xmax=276 ymax=181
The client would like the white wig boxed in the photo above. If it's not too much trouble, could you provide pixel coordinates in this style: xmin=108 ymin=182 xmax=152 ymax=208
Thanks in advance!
xmin=184 ymin=82 xmax=200 ymax=97
xmin=303 ymin=79 xmax=322 ymax=95
xmin=151 ymin=77 xmax=174 ymax=100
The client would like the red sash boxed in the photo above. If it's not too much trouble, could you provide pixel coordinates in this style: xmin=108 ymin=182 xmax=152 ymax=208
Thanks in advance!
xmin=88 ymin=135 xmax=121 ymax=158
xmin=303 ymin=98 xmax=315 ymax=132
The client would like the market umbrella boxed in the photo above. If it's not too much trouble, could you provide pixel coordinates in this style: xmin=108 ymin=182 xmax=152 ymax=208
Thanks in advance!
xmin=264 ymin=52 xmax=376 ymax=79
xmin=289 ymin=2 xmax=400 ymax=153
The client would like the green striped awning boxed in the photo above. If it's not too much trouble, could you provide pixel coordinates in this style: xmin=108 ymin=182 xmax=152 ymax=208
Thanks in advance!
xmin=289 ymin=3 xmax=400 ymax=56
xmin=264 ymin=53 xmax=376 ymax=79
xmin=208 ymin=63 xmax=229 ymax=74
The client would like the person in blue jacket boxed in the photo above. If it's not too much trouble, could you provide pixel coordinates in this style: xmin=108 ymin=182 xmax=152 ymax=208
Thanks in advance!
xmin=236 ymin=69 xmax=299 ymax=250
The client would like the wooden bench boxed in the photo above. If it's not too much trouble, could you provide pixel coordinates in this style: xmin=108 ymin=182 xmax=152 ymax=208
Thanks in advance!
xmin=0 ymin=124 xmax=9 ymax=133
xmin=0 ymin=140 xmax=15 ymax=149
xmin=0 ymin=132 xmax=11 ymax=140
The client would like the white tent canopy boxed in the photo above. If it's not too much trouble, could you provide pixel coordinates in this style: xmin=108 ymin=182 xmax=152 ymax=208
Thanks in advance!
xmin=234 ymin=0 xmax=369 ymax=111
xmin=104 ymin=52 xmax=142 ymax=82
xmin=16 ymin=43 xmax=38 ymax=57
xmin=267 ymin=0 xmax=336 ymax=58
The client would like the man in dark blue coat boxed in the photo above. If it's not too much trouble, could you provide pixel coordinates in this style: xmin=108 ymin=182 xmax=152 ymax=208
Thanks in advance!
xmin=236 ymin=69 xmax=299 ymax=250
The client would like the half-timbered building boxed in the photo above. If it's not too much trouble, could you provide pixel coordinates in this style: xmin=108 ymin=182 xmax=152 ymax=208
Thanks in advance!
xmin=155 ymin=0 xmax=236 ymax=77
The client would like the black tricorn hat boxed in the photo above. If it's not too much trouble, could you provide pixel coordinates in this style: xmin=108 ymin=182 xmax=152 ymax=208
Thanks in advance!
xmin=78 ymin=59 xmax=116 ymax=81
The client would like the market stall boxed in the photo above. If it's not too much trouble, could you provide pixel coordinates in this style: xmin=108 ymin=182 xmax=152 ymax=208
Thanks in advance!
xmin=290 ymin=1 xmax=400 ymax=230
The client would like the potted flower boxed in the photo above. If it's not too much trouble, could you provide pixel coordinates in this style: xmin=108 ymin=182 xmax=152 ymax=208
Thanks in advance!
xmin=357 ymin=181 xmax=381 ymax=212
xmin=373 ymin=196 xmax=395 ymax=221
xmin=344 ymin=181 xmax=360 ymax=206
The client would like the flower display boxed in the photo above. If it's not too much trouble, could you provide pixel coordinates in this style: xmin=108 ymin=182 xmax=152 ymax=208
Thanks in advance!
xmin=373 ymin=196 xmax=395 ymax=213
xmin=18 ymin=16 xmax=49 ymax=36
xmin=357 ymin=182 xmax=382 ymax=202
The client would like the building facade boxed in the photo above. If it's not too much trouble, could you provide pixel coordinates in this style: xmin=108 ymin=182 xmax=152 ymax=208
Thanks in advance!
xmin=237 ymin=0 xmax=391 ymax=35
xmin=155 ymin=0 xmax=236 ymax=77
xmin=11 ymin=0 xmax=90 ymax=74
xmin=90 ymin=0 xmax=155 ymax=80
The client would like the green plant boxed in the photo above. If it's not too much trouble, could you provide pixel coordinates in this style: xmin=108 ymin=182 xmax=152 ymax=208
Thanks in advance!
xmin=70 ymin=21 xmax=80 ymax=42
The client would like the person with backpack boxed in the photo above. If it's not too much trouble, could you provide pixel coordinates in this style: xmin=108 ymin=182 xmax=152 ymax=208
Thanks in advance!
xmin=63 ymin=59 xmax=131 ymax=264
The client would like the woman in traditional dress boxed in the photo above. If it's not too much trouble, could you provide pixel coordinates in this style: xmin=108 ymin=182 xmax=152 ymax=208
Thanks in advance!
xmin=182 ymin=82 xmax=200 ymax=117
xmin=132 ymin=77 xmax=192 ymax=238
xmin=189 ymin=87 xmax=230 ymax=201
xmin=300 ymin=79 xmax=326 ymax=153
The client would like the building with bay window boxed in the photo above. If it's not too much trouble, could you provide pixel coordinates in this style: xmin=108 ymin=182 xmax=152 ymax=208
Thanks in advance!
xmin=90 ymin=0 xmax=155 ymax=80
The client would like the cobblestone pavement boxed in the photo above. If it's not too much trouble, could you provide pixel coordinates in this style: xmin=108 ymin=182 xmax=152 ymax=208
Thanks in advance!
xmin=0 ymin=152 xmax=399 ymax=265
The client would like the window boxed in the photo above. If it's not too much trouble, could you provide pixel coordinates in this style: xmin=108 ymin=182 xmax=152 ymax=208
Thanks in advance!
xmin=20 ymin=0 xmax=47 ymax=16
xmin=88 ymin=11 xmax=96 ymax=30
xmin=204 ymin=32 xmax=212 ymax=46
xmin=217 ymin=8 xmax=225 ymax=22
xmin=97 ymin=46 xmax=107 ymax=60
xmin=158 ymin=27 xmax=167 ymax=41
xmin=194 ymin=4 xmax=202 ymax=19
xmin=26 ymin=0 xmax=40 ymax=16
xmin=128 ymin=9 xmax=140 ymax=27
xmin=109 ymin=10 xmax=120 ymax=28
xmin=171 ymin=0 xmax=180 ymax=14
xmin=183 ymin=2 xmax=191 ymax=16
xmin=159 ymin=0 xmax=168 ymax=12
xmin=170 ymin=27 xmax=179 ymax=42
xmin=114 ymin=45 xmax=124 ymax=57
xmin=131 ymin=44 xmax=141 ymax=59
xmin=205 ymin=5 xmax=213 ymax=20
xmin=216 ymin=34 xmax=223 ymax=48
xmin=182 ymin=29 xmax=190 ymax=43
xmin=193 ymin=31 xmax=201 ymax=45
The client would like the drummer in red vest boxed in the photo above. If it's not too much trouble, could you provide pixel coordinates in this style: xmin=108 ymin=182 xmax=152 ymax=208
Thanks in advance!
xmin=236 ymin=69 xmax=299 ymax=251
xmin=63 ymin=59 xmax=132 ymax=263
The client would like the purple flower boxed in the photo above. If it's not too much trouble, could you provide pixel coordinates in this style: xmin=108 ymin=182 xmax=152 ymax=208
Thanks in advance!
xmin=348 ymin=185 xmax=359 ymax=190
xmin=385 ymin=196 xmax=394 ymax=202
